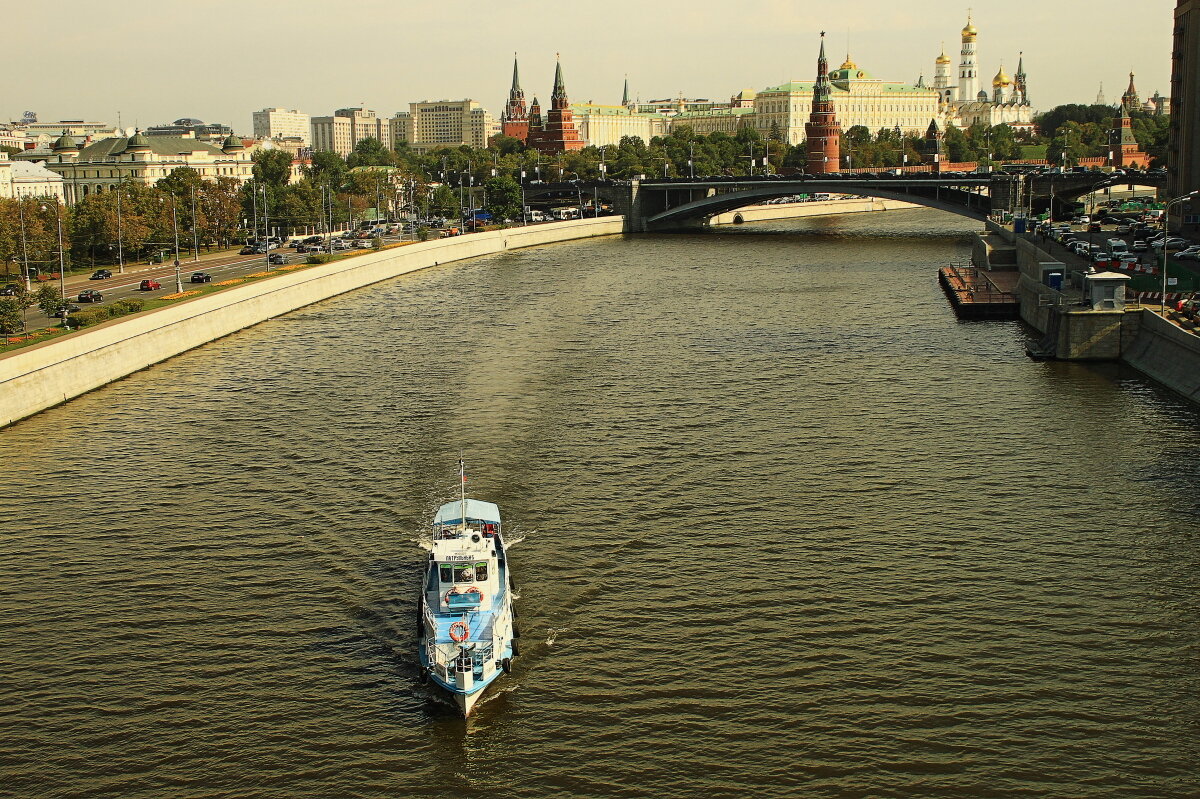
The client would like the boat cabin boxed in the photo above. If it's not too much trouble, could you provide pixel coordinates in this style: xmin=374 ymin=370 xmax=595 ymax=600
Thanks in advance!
xmin=428 ymin=498 xmax=504 ymax=613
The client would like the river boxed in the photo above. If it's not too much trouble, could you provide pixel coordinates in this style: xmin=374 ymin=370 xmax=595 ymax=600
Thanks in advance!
xmin=1 ymin=208 xmax=1198 ymax=798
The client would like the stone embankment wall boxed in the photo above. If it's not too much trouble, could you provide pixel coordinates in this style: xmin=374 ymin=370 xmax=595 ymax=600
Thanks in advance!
xmin=708 ymin=197 xmax=919 ymax=226
xmin=0 ymin=217 xmax=625 ymax=428
xmin=1121 ymin=310 xmax=1200 ymax=402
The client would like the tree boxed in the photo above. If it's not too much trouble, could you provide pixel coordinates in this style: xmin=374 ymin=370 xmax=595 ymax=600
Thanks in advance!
xmin=0 ymin=297 xmax=23 ymax=343
xmin=157 ymin=167 xmax=203 ymax=198
xmin=34 ymin=284 xmax=62 ymax=317
xmin=483 ymin=176 xmax=522 ymax=223
xmin=430 ymin=185 xmax=458 ymax=217
xmin=307 ymin=150 xmax=349 ymax=188
xmin=252 ymin=147 xmax=294 ymax=187
xmin=347 ymin=137 xmax=396 ymax=168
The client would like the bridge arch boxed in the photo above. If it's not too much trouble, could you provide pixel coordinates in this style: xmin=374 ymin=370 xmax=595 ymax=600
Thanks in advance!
xmin=640 ymin=181 xmax=993 ymax=230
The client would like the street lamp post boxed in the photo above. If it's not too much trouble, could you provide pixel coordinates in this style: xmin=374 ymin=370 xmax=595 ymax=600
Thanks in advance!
xmin=18 ymin=198 xmax=31 ymax=291
xmin=115 ymin=180 xmax=125 ymax=274
xmin=1160 ymin=191 xmax=1200 ymax=314
xmin=165 ymin=197 xmax=182 ymax=292
xmin=190 ymin=185 xmax=200 ymax=262
xmin=41 ymin=202 xmax=68 ymax=324
xmin=262 ymin=186 xmax=271 ymax=271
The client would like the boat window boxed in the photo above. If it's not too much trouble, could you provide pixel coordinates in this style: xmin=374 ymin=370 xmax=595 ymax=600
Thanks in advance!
xmin=453 ymin=563 xmax=477 ymax=583
xmin=439 ymin=564 xmax=453 ymax=583
xmin=474 ymin=562 xmax=489 ymax=581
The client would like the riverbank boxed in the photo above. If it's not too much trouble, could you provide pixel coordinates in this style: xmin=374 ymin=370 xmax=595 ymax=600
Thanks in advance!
xmin=0 ymin=216 xmax=624 ymax=428
xmin=708 ymin=196 xmax=920 ymax=226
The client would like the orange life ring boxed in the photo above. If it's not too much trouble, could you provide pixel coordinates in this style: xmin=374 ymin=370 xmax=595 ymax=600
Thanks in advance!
xmin=449 ymin=621 xmax=469 ymax=643
xmin=465 ymin=585 xmax=484 ymax=603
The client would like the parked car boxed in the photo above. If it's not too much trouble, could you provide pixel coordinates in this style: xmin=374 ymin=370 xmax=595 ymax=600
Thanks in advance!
xmin=52 ymin=303 xmax=82 ymax=317
xmin=331 ymin=240 xmax=350 ymax=250
xmin=90 ymin=269 xmax=112 ymax=280
xmin=1087 ymin=222 xmax=1102 ymax=232
xmin=1174 ymin=247 xmax=1200 ymax=260
xmin=355 ymin=240 xmax=373 ymax=249
xmin=239 ymin=246 xmax=258 ymax=255
xmin=190 ymin=272 xmax=212 ymax=283
xmin=1115 ymin=225 xmax=1132 ymax=235
xmin=1131 ymin=240 xmax=1148 ymax=252
xmin=1154 ymin=237 xmax=1190 ymax=251
xmin=139 ymin=279 xmax=162 ymax=291
xmin=77 ymin=289 xmax=103 ymax=303
xmin=268 ymin=253 xmax=286 ymax=264
xmin=0 ymin=284 xmax=19 ymax=296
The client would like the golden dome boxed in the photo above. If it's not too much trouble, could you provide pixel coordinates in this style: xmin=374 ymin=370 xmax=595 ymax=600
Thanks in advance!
xmin=992 ymin=66 xmax=1011 ymax=87
xmin=840 ymin=55 xmax=857 ymax=71
xmin=936 ymin=50 xmax=951 ymax=65
xmin=962 ymin=16 xmax=978 ymax=38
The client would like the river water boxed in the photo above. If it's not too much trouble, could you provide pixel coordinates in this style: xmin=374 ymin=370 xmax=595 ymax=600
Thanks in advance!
xmin=2 ymin=209 xmax=1199 ymax=799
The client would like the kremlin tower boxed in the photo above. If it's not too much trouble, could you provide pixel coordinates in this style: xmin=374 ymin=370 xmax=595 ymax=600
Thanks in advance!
xmin=805 ymin=32 xmax=840 ymax=174
xmin=526 ymin=56 xmax=585 ymax=155
xmin=501 ymin=54 xmax=530 ymax=142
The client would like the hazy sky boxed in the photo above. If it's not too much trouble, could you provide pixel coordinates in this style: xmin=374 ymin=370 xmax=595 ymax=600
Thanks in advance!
xmin=7 ymin=0 xmax=1175 ymax=134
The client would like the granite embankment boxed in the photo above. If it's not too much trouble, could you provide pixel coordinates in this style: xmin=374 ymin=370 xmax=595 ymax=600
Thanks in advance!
xmin=0 ymin=217 xmax=624 ymax=428
xmin=709 ymin=197 xmax=919 ymax=225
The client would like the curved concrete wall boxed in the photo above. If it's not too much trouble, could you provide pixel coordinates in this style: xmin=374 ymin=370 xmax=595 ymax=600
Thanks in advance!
xmin=0 ymin=217 xmax=625 ymax=428
xmin=1121 ymin=309 xmax=1200 ymax=403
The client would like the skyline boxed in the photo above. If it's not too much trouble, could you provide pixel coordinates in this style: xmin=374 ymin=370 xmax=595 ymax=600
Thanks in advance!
xmin=6 ymin=0 xmax=1174 ymax=133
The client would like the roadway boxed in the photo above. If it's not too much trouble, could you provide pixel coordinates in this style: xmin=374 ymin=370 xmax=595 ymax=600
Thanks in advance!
xmin=13 ymin=233 xmax=413 ymax=334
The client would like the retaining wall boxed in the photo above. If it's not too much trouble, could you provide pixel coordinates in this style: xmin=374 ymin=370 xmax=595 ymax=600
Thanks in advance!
xmin=708 ymin=197 xmax=919 ymax=226
xmin=1121 ymin=309 xmax=1200 ymax=403
xmin=0 ymin=217 xmax=625 ymax=428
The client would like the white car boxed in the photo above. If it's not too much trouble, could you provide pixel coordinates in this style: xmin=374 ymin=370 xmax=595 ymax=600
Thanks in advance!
xmin=1174 ymin=247 xmax=1200 ymax=260
xmin=1131 ymin=240 xmax=1148 ymax=252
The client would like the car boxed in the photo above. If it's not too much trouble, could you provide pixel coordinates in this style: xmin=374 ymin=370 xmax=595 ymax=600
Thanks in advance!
xmin=51 ymin=303 xmax=82 ymax=317
xmin=268 ymin=253 xmax=286 ymax=264
xmin=190 ymin=272 xmax=212 ymax=283
xmin=1154 ymin=237 xmax=1190 ymax=251
xmin=0 ymin=284 xmax=19 ymax=296
xmin=332 ymin=240 xmax=350 ymax=250
xmin=1074 ymin=216 xmax=1091 ymax=224
xmin=302 ymin=235 xmax=323 ymax=245
xmin=1088 ymin=222 xmax=1102 ymax=232
xmin=355 ymin=240 xmax=373 ymax=249
xmin=139 ymin=279 xmax=162 ymax=291
xmin=77 ymin=289 xmax=103 ymax=303
xmin=1131 ymin=240 xmax=1148 ymax=251
xmin=1115 ymin=225 xmax=1132 ymax=235
xmin=239 ymin=246 xmax=258 ymax=255
xmin=1091 ymin=251 xmax=1113 ymax=262
xmin=90 ymin=269 xmax=112 ymax=280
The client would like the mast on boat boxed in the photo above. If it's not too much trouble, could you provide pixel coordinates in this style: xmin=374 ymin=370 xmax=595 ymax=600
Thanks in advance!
xmin=459 ymin=455 xmax=468 ymax=530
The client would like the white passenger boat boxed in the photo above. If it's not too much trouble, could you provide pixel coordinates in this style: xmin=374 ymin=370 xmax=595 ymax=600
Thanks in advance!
xmin=417 ymin=462 xmax=519 ymax=717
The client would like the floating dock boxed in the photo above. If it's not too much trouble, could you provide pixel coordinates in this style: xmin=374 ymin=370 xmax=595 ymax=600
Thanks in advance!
xmin=939 ymin=264 xmax=1020 ymax=319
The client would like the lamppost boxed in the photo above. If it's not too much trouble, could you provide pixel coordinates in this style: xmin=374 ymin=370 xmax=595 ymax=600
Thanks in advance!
xmin=41 ymin=201 xmax=68 ymax=323
xmin=115 ymin=179 xmax=125 ymax=274
xmin=688 ymin=142 xmax=695 ymax=179
xmin=190 ymin=185 xmax=200 ymax=262
xmin=18 ymin=198 xmax=31 ymax=291
xmin=1160 ymin=191 xmax=1200 ymax=314
xmin=159 ymin=196 xmax=183 ymax=292
xmin=262 ymin=185 xmax=271 ymax=271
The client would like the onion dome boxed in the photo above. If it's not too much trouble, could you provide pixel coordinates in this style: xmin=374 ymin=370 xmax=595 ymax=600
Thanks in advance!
xmin=126 ymin=130 xmax=151 ymax=151
xmin=936 ymin=49 xmax=951 ymax=65
xmin=962 ymin=16 xmax=978 ymax=39
xmin=52 ymin=131 xmax=78 ymax=152
xmin=992 ymin=66 xmax=1012 ymax=87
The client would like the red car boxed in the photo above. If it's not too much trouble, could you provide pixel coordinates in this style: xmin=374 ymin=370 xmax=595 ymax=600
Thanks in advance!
xmin=139 ymin=279 xmax=162 ymax=291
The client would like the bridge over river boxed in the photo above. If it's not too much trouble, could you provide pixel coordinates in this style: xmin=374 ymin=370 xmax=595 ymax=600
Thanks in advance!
xmin=526 ymin=171 xmax=1167 ymax=232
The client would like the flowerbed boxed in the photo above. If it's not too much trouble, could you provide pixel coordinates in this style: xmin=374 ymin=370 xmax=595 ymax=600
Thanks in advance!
xmin=161 ymin=290 xmax=201 ymax=300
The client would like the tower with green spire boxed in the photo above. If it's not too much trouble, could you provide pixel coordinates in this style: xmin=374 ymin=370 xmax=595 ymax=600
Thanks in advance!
xmin=805 ymin=32 xmax=841 ymax=174
xmin=528 ymin=55 xmax=585 ymax=154
xmin=501 ymin=53 xmax=530 ymax=142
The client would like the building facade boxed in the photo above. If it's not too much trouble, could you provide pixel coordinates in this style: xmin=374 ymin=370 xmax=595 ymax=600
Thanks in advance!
xmin=23 ymin=131 xmax=253 ymax=204
xmin=570 ymin=104 xmax=669 ymax=147
xmin=934 ymin=15 xmax=1034 ymax=130
xmin=391 ymin=100 xmax=498 ymax=152
xmin=311 ymin=108 xmax=387 ymax=156
xmin=252 ymin=108 xmax=311 ymax=144
xmin=1170 ymin=0 xmax=1200 ymax=232
xmin=0 ymin=153 xmax=66 ymax=200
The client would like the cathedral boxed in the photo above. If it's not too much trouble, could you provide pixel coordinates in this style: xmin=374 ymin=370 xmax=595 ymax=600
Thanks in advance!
xmin=932 ymin=14 xmax=1034 ymax=130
